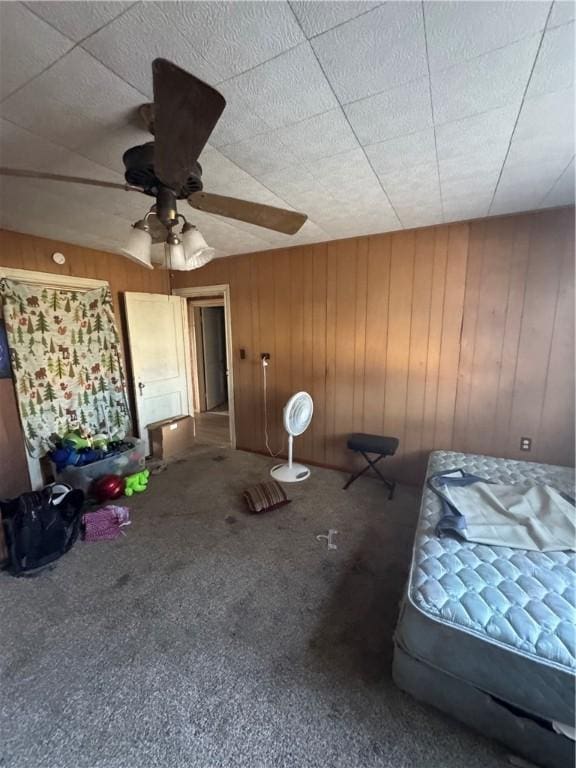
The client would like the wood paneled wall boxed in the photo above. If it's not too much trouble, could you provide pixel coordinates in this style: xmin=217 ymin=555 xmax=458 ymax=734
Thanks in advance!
xmin=173 ymin=207 xmax=575 ymax=485
xmin=454 ymin=209 xmax=575 ymax=467
xmin=0 ymin=229 xmax=170 ymax=497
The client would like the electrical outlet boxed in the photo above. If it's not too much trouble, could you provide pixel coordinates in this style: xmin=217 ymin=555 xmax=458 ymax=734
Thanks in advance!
xmin=520 ymin=437 xmax=532 ymax=451
xmin=261 ymin=352 xmax=270 ymax=361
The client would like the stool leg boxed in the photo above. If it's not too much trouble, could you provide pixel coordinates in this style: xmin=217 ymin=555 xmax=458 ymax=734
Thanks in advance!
xmin=343 ymin=450 xmax=396 ymax=499
xmin=342 ymin=461 xmax=372 ymax=489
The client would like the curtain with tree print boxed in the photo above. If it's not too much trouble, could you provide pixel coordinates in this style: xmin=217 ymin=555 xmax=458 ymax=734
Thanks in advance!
xmin=0 ymin=279 xmax=131 ymax=457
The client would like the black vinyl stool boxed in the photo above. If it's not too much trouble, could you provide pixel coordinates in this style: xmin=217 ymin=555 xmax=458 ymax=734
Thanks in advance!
xmin=343 ymin=434 xmax=399 ymax=499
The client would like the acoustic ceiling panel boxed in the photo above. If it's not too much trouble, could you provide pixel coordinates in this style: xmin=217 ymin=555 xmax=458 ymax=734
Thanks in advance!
xmin=0 ymin=1 xmax=573 ymax=258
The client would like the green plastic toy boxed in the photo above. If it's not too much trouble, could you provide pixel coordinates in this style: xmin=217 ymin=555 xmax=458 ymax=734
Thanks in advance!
xmin=124 ymin=469 xmax=150 ymax=496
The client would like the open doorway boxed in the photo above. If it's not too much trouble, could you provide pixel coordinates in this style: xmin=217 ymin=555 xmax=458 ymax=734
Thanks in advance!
xmin=195 ymin=305 xmax=228 ymax=414
xmin=179 ymin=286 xmax=235 ymax=448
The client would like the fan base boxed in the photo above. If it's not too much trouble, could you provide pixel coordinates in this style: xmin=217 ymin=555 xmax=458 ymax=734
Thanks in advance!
xmin=270 ymin=463 xmax=311 ymax=483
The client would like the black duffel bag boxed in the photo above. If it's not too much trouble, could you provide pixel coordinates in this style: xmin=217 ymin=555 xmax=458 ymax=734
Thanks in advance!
xmin=1 ymin=484 xmax=84 ymax=575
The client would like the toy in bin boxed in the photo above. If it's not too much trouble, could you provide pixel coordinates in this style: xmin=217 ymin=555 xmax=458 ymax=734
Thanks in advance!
xmin=91 ymin=474 xmax=124 ymax=502
xmin=90 ymin=470 xmax=150 ymax=501
xmin=124 ymin=470 xmax=150 ymax=496
xmin=49 ymin=429 xmax=135 ymax=473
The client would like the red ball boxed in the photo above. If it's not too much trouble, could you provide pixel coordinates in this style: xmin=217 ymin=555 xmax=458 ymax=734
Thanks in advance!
xmin=91 ymin=474 xmax=124 ymax=502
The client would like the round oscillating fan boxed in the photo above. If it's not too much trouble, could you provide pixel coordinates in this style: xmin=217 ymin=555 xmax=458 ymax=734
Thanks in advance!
xmin=270 ymin=392 xmax=313 ymax=483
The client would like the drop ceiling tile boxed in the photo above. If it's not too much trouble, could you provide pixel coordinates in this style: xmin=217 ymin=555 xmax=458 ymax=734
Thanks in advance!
xmin=198 ymin=147 xmax=290 ymax=208
xmin=490 ymin=191 xmax=544 ymax=215
xmin=221 ymin=43 xmax=337 ymax=130
xmin=436 ymin=105 xmax=516 ymax=163
xmin=311 ymin=3 xmax=427 ymax=103
xmin=1 ymin=176 xmax=135 ymax=242
xmin=208 ymin=89 xmax=271 ymax=148
xmin=159 ymin=1 xmax=305 ymax=80
xmin=443 ymin=201 xmax=491 ymax=223
xmin=218 ymin=133 xmax=299 ymax=177
xmin=289 ymin=1 xmax=382 ymax=38
xmin=0 ymin=118 xmax=124 ymax=181
xmin=344 ymin=77 xmax=433 ymax=145
xmin=425 ymin=1 xmax=549 ymax=72
xmin=509 ymin=87 xmax=575 ymax=167
xmin=525 ymin=22 xmax=575 ymax=100
xmin=263 ymin=187 xmax=339 ymax=222
xmin=257 ymin=166 xmax=320 ymax=199
xmin=365 ymin=129 xmax=436 ymax=176
xmin=431 ymin=34 xmax=540 ymax=125
xmin=440 ymin=172 xmax=499 ymax=202
xmin=330 ymin=179 xmax=391 ymax=210
xmin=82 ymin=3 xmax=220 ymax=97
xmin=24 ymin=1 xmax=134 ymax=42
xmin=322 ymin=208 xmax=400 ymax=238
xmin=506 ymin=133 xmax=574 ymax=171
xmin=306 ymin=147 xmax=379 ymax=186
xmin=439 ymin=154 xmax=504 ymax=183
xmin=549 ymin=1 xmax=575 ymax=27
xmin=1 ymin=47 xmax=147 ymax=152
xmin=271 ymin=109 xmax=358 ymax=162
xmin=396 ymin=205 xmax=443 ymax=229
xmin=498 ymin=157 xmax=570 ymax=191
xmin=491 ymin=157 xmax=569 ymax=213
xmin=540 ymin=158 xmax=575 ymax=207
xmin=0 ymin=3 xmax=73 ymax=101
xmin=377 ymin=162 xmax=441 ymax=209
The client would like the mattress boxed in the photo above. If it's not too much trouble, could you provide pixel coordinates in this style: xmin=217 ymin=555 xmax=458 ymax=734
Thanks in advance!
xmin=395 ymin=450 xmax=576 ymax=725
xmin=393 ymin=646 xmax=574 ymax=768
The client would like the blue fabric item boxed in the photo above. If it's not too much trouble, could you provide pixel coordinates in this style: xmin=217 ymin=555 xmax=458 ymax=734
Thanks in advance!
xmin=427 ymin=469 xmax=493 ymax=538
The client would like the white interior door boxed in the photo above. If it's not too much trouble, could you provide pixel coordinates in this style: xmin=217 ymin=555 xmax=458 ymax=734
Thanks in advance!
xmin=125 ymin=293 xmax=191 ymax=454
xmin=201 ymin=306 xmax=227 ymax=410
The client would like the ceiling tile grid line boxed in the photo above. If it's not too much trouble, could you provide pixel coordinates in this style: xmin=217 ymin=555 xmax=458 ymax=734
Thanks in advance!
xmin=23 ymin=1 xmax=140 ymax=46
xmin=0 ymin=1 xmax=139 ymax=105
xmin=487 ymin=1 xmax=557 ymax=215
xmin=284 ymin=2 xmax=403 ymax=228
xmin=420 ymin=0 xmax=445 ymax=224
xmin=0 ymin=3 xmax=74 ymax=104
xmin=82 ymin=2 xmax=229 ymax=97
xmin=538 ymin=153 xmax=575 ymax=206
xmin=289 ymin=0 xmax=387 ymax=41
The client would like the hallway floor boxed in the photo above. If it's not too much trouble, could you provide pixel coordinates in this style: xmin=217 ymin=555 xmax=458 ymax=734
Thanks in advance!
xmin=193 ymin=411 xmax=230 ymax=446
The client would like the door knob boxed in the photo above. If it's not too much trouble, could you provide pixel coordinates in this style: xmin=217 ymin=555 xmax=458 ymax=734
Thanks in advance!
xmin=138 ymin=382 xmax=146 ymax=394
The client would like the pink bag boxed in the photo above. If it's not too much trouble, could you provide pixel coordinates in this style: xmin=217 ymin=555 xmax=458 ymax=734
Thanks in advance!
xmin=82 ymin=505 xmax=130 ymax=542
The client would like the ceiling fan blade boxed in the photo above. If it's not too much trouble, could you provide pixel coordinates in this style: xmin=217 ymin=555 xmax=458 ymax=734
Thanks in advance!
xmin=188 ymin=192 xmax=308 ymax=235
xmin=152 ymin=59 xmax=225 ymax=192
xmin=0 ymin=167 xmax=128 ymax=190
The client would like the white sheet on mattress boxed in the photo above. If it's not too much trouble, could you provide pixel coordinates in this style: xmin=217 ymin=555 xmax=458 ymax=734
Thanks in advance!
xmin=443 ymin=481 xmax=575 ymax=551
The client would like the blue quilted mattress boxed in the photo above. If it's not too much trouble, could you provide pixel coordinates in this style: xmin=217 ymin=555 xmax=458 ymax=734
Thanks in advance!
xmin=396 ymin=450 xmax=576 ymax=725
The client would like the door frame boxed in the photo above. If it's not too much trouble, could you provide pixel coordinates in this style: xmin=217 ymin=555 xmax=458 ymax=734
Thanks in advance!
xmin=172 ymin=284 xmax=236 ymax=449
xmin=0 ymin=268 xmax=108 ymax=490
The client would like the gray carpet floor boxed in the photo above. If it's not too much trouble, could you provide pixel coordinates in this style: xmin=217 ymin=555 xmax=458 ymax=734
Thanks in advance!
xmin=0 ymin=445 xmax=509 ymax=768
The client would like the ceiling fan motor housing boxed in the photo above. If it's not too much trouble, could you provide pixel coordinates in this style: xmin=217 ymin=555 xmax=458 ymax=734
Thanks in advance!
xmin=122 ymin=142 xmax=203 ymax=198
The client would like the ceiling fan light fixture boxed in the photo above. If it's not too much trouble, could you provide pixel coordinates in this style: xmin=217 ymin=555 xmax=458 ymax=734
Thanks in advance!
xmin=121 ymin=219 xmax=153 ymax=269
xmin=180 ymin=221 xmax=215 ymax=269
xmin=165 ymin=231 xmax=186 ymax=270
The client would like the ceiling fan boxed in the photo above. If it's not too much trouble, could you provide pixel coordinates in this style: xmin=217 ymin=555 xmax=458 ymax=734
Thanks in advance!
xmin=0 ymin=58 xmax=308 ymax=270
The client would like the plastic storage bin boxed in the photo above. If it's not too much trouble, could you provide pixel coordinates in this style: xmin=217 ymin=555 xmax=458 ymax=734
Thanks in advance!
xmin=55 ymin=437 xmax=146 ymax=495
